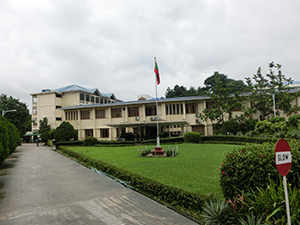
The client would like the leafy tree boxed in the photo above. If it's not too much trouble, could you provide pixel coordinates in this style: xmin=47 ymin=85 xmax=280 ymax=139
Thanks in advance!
xmin=39 ymin=117 xmax=51 ymax=134
xmin=200 ymin=72 xmax=246 ymax=128
xmin=53 ymin=121 xmax=78 ymax=142
xmin=0 ymin=94 xmax=31 ymax=136
xmin=245 ymin=62 xmax=299 ymax=120
xmin=165 ymin=85 xmax=206 ymax=98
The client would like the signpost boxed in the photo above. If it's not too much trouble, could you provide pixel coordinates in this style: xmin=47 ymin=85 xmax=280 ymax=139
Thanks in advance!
xmin=274 ymin=138 xmax=292 ymax=225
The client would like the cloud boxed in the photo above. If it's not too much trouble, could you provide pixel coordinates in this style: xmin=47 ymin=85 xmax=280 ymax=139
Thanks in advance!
xmin=0 ymin=0 xmax=300 ymax=112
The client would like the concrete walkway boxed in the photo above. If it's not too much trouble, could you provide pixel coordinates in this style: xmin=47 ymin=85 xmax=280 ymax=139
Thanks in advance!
xmin=0 ymin=144 xmax=199 ymax=225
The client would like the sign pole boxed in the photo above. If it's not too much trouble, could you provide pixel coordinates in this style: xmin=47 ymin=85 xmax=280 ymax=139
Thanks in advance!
xmin=283 ymin=176 xmax=291 ymax=225
xmin=274 ymin=138 xmax=292 ymax=225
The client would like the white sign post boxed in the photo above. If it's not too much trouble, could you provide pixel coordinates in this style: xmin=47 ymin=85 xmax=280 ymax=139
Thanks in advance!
xmin=274 ymin=139 xmax=292 ymax=225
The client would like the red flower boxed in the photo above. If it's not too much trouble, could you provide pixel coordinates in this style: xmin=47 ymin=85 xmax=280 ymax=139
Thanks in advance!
xmin=226 ymin=175 xmax=228 ymax=177
xmin=151 ymin=185 xmax=153 ymax=188
xmin=222 ymin=171 xmax=225 ymax=174
xmin=221 ymin=163 xmax=224 ymax=166
xmin=240 ymin=151 xmax=242 ymax=153
xmin=260 ymin=154 xmax=263 ymax=157
xmin=230 ymin=167 xmax=232 ymax=170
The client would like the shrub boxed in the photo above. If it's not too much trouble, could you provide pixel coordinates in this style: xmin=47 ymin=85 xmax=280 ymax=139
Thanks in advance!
xmin=288 ymin=114 xmax=300 ymax=129
xmin=53 ymin=121 xmax=78 ymax=142
xmin=220 ymin=140 xmax=300 ymax=199
xmin=270 ymin=121 xmax=288 ymax=133
xmin=223 ymin=119 xmax=240 ymax=135
xmin=255 ymin=120 xmax=272 ymax=134
xmin=184 ymin=132 xmax=201 ymax=143
xmin=83 ymin=136 xmax=99 ymax=146
xmin=286 ymin=129 xmax=300 ymax=139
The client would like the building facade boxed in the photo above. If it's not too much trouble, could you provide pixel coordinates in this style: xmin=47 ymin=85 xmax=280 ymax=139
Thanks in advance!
xmin=31 ymin=84 xmax=300 ymax=141
xmin=30 ymin=84 xmax=121 ymax=133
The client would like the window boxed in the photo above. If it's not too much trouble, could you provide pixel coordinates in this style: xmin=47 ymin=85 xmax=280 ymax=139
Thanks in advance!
xmin=56 ymin=105 xmax=62 ymax=109
xmin=111 ymin=108 xmax=122 ymax=118
xmin=100 ymin=129 xmax=109 ymax=138
xmin=55 ymin=93 xmax=62 ymax=98
xmin=128 ymin=107 xmax=139 ymax=117
xmin=65 ymin=111 xmax=78 ymax=120
xmin=56 ymin=117 xmax=62 ymax=121
xmin=33 ymin=107 xmax=37 ymax=115
xmin=166 ymin=104 xmax=183 ymax=115
xmin=186 ymin=103 xmax=198 ymax=114
xmin=96 ymin=97 xmax=99 ymax=103
xmin=206 ymin=102 xmax=215 ymax=111
xmin=86 ymin=94 xmax=90 ymax=102
xmin=100 ymin=98 xmax=103 ymax=104
xmin=85 ymin=129 xmax=93 ymax=137
xmin=80 ymin=93 xmax=84 ymax=102
xmin=104 ymin=99 xmax=107 ymax=103
xmin=91 ymin=96 xmax=95 ymax=103
xmin=145 ymin=105 xmax=156 ymax=116
xmin=33 ymin=118 xmax=37 ymax=126
xmin=33 ymin=95 xmax=37 ymax=104
xmin=192 ymin=125 xmax=205 ymax=134
xmin=80 ymin=110 xmax=90 ymax=120
xmin=96 ymin=109 xmax=106 ymax=119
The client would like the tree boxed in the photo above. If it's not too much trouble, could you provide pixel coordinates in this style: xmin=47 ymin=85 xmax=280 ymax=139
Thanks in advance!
xmin=245 ymin=62 xmax=299 ymax=120
xmin=39 ymin=117 xmax=51 ymax=143
xmin=39 ymin=117 xmax=51 ymax=134
xmin=200 ymin=72 xmax=246 ymax=126
xmin=165 ymin=85 xmax=206 ymax=98
xmin=0 ymin=94 xmax=31 ymax=136
xmin=53 ymin=121 xmax=78 ymax=142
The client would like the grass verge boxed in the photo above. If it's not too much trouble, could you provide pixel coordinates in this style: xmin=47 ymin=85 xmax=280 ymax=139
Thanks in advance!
xmin=67 ymin=143 xmax=237 ymax=198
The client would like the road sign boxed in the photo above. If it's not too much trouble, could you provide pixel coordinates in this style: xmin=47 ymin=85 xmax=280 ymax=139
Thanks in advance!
xmin=274 ymin=138 xmax=292 ymax=225
xmin=274 ymin=138 xmax=292 ymax=176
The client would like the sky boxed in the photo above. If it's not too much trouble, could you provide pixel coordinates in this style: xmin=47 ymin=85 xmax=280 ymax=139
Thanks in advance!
xmin=1 ymin=0 xmax=300 ymax=112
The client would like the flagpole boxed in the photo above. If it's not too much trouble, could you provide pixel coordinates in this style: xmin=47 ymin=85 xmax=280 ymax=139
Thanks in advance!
xmin=154 ymin=57 xmax=160 ymax=148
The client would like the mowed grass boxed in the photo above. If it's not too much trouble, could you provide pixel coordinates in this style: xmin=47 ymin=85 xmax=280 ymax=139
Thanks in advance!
xmin=68 ymin=143 xmax=237 ymax=198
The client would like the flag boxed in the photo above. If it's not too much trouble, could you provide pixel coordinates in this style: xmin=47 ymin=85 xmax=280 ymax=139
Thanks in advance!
xmin=154 ymin=57 xmax=160 ymax=85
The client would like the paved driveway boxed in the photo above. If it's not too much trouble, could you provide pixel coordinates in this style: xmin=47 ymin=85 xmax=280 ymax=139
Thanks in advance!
xmin=0 ymin=144 xmax=199 ymax=225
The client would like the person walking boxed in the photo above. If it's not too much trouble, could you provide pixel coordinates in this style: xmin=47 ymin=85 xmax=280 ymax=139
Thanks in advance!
xmin=36 ymin=138 xmax=39 ymax=146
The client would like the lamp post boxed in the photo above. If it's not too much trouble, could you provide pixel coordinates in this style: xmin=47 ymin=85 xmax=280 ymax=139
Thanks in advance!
xmin=2 ymin=109 xmax=17 ymax=116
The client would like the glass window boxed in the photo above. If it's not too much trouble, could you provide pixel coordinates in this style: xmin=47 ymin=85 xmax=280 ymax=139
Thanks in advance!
xmin=128 ymin=107 xmax=139 ymax=117
xmin=100 ymin=129 xmax=109 ymax=138
xmin=96 ymin=97 xmax=99 ymax=103
xmin=186 ymin=103 xmax=198 ymax=114
xmin=96 ymin=109 xmax=106 ymax=119
xmin=80 ymin=110 xmax=90 ymax=120
xmin=33 ymin=107 xmax=37 ymax=115
xmin=111 ymin=108 xmax=122 ymax=118
xmin=86 ymin=95 xmax=90 ymax=102
xmin=145 ymin=106 xmax=156 ymax=116
xmin=80 ymin=93 xmax=84 ymax=102
xmin=33 ymin=95 xmax=37 ymax=104
xmin=91 ymin=96 xmax=95 ymax=103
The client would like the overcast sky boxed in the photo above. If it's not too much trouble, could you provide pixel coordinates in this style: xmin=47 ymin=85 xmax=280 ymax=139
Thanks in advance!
xmin=1 ymin=0 xmax=300 ymax=111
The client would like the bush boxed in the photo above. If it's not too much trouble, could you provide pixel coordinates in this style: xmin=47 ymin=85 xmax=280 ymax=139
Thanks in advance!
xmin=184 ymin=132 xmax=201 ymax=143
xmin=288 ymin=114 xmax=300 ymax=129
xmin=53 ymin=121 xmax=78 ymax=142
xmin=83 ymin=136 xmax=99 ymax=146
xmin=220 ymin=140 xmax=300 ymax=199
xmin=223 ymin=119 xmax=240 ymax=135
xmin=0 ymin=116 xmax=21 ymax=163
xmin=255 ymin=120 xmax=272 ymax=134
xmin=240 ymin=118 xmax=258 ymax=134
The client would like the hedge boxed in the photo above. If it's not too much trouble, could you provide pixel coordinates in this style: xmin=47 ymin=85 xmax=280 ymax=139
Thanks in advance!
xmin=142 ymin=137 xmax=184 ymax=145
xmin=57 ymin=146 xmax=209 ymax=216
xmin=220 ymin=140 xmax=300 ymax=199
xmin=55 ymin=140 xmax=135 ymax=149
xmin=201 ymin=135 xmax=276 ymax=144
xmin=0 ymin=116 xmax=21 ymax=164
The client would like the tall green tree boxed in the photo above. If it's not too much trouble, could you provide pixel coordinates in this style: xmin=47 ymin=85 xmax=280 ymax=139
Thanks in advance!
xmin=200 ymin=72 xmax=246 ymax=124
xmin=53 ymin=121 xmax=78 ymax=142
xmin=245 ymin=62 xmax=299 ymax=120
xmin=0 ymin=94 xmax=31 ymax=136
xmin=39 ymin=117 xmax=51 ymax=134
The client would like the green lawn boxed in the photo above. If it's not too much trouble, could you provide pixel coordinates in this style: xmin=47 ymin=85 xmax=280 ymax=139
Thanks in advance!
xmin=68 ymin=143 xmax=238 ymax=198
